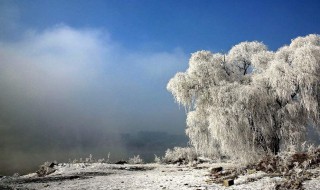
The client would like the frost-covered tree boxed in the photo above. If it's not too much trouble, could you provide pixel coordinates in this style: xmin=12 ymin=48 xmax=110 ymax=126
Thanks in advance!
xmin=167 ymin=34 xmax=320 ymax=163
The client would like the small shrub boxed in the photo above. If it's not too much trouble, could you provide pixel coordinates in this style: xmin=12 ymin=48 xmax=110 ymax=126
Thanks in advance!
xmin=128 ymin=155 xmax=144 ymax=164
xmin=106 ymin=152 xmax=111 ymax=163
xmin=97 ymin=159 xmax=105 ymax=163
xmin=163 ymin=146 xmax=197 ymax=164
xmin=154 ymin=154 xmax=162 ymax=164
xmin=85 ymin=154 xmax=94 ymax=163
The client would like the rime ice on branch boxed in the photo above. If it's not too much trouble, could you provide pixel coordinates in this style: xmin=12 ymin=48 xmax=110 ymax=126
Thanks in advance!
xmin=167 ymin=34 xmax=320 ymax=163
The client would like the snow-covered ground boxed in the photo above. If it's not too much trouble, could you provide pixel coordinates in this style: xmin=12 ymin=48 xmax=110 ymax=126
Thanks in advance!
xmin=1 ymin=163 xmax=319 ymax=190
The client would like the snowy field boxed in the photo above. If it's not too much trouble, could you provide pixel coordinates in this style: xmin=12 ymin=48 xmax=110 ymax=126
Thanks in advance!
xmin=1 ymin=163 xmax=319 ymax=190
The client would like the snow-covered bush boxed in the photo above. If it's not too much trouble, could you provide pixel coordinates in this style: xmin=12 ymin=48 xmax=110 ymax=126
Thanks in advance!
xmin=106 ymin=152 xmax=111 ymax=164
xmin=128 ymin=155 xmax=144 ymax=164
xmin=85 ymin=154 xmax=94 ymax=163
xmin=163 ymin=146 xmax=197 ymax=164
xmin=97 ymin=159 xmax=105 ymax=163
xmin=68 ymin=154 xmax=110 ymax=164
xmin=154 ymin=154 xmax=162 ymax=164
xmin=167 ymin=34 xmax=320 ymax=163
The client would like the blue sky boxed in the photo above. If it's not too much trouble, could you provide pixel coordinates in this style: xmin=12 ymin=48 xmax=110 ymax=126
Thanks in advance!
xmin=0 ymin=0 xmax=320 ymax=174
xmin=2 ymin=0 xmax=320 ymax=51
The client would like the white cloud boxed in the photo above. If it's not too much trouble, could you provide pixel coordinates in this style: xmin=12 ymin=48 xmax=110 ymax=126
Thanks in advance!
xmin=1 ymin=26 xmax=104 ymax=100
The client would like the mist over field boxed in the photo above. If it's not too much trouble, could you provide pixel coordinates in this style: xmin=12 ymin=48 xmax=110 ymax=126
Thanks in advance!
xmin=0 ymin=26 xmax=188 ymax=175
